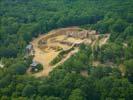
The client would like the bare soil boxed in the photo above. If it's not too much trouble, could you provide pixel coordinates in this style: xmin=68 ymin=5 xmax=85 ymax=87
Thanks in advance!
xmin=29 ymin=27 xmax=110 ymax=77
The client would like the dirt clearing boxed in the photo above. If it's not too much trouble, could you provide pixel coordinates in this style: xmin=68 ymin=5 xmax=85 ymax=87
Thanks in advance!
xmin=29 ymin=27 xmax=110 ymax=77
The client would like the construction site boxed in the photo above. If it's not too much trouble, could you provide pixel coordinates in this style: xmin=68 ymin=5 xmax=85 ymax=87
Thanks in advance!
xmin=30 ymin=27 xmax=110 ymax=77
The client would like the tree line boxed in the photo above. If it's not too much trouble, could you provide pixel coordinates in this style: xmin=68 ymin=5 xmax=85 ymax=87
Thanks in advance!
xmin=0 ymin=0 xmax=133 ymax=99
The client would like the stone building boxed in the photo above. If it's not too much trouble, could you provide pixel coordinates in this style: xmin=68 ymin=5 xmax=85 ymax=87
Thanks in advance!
xmin=66 ymin=30 xmax=97 ymax=39
xmin=25 ymin=44 xmax=34 ymax=59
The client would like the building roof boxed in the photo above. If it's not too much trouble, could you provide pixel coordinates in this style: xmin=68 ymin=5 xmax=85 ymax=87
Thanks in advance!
xmin=26 ymin=44 xmax=32 ymax=49
xmin=31 ymin=61 xmax=38 ymax=67
xmin=0 ymin=63 xmax=4 ymax=68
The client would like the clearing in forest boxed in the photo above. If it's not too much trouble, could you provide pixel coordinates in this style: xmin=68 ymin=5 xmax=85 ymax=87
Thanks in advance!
xmin=30 ymin=27 xmax=110 ymax=77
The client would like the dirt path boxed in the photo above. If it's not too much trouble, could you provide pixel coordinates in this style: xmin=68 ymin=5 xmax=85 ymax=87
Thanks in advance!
xmin=34 ymin=48 xmax=78 ymax=77
xmin=30 ymin=27 xmax=110 ymax=77
xmin=53 ymin=48 xmax=78 ymax=68
xmin=99 ymin=34 xmax=110 ymax=47
xmin=31 ymin=27 xmax=81 ymax=77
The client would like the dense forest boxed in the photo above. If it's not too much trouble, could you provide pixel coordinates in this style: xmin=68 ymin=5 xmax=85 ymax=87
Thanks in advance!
xmin=0 ymin=0 xmax=133 ymax=100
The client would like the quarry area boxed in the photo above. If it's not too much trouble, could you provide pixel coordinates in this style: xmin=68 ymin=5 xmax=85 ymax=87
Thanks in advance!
xmin=29 ymin=27 xmax=110 ymax=77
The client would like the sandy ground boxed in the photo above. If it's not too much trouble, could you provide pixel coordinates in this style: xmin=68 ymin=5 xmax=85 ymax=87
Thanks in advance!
xmin=99 ymin=34 xmax=110 ymax=47
xmin=34 ymin=48 xmax=79 ymax=77
xmin=30 ymin=27 xmax=82 ymax=77
xmin=30 ymin=27 xmax=110 ymax=77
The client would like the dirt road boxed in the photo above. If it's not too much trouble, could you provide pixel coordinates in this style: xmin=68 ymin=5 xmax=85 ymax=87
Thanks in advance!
xmin=34 ymin=48 xmax=78 ymax=77
xmin=30 ymin=27 xmax=110 ymax=77
xmin=31 ymin=27 xmax=81 ymax=77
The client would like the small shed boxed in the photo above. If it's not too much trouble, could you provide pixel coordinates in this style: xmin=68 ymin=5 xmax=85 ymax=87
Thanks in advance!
xmin=26 ymin=44 xmax=33 ymax=52
xmin=30 ymin=61 xmax=39 ymax=72
xmin=25 ymin=44 xmax=34 ymax=56
xmin=31 ymin=61 xmax=38 ymax=68
xmin=0 ymin=61 xmax=4 ymax=68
